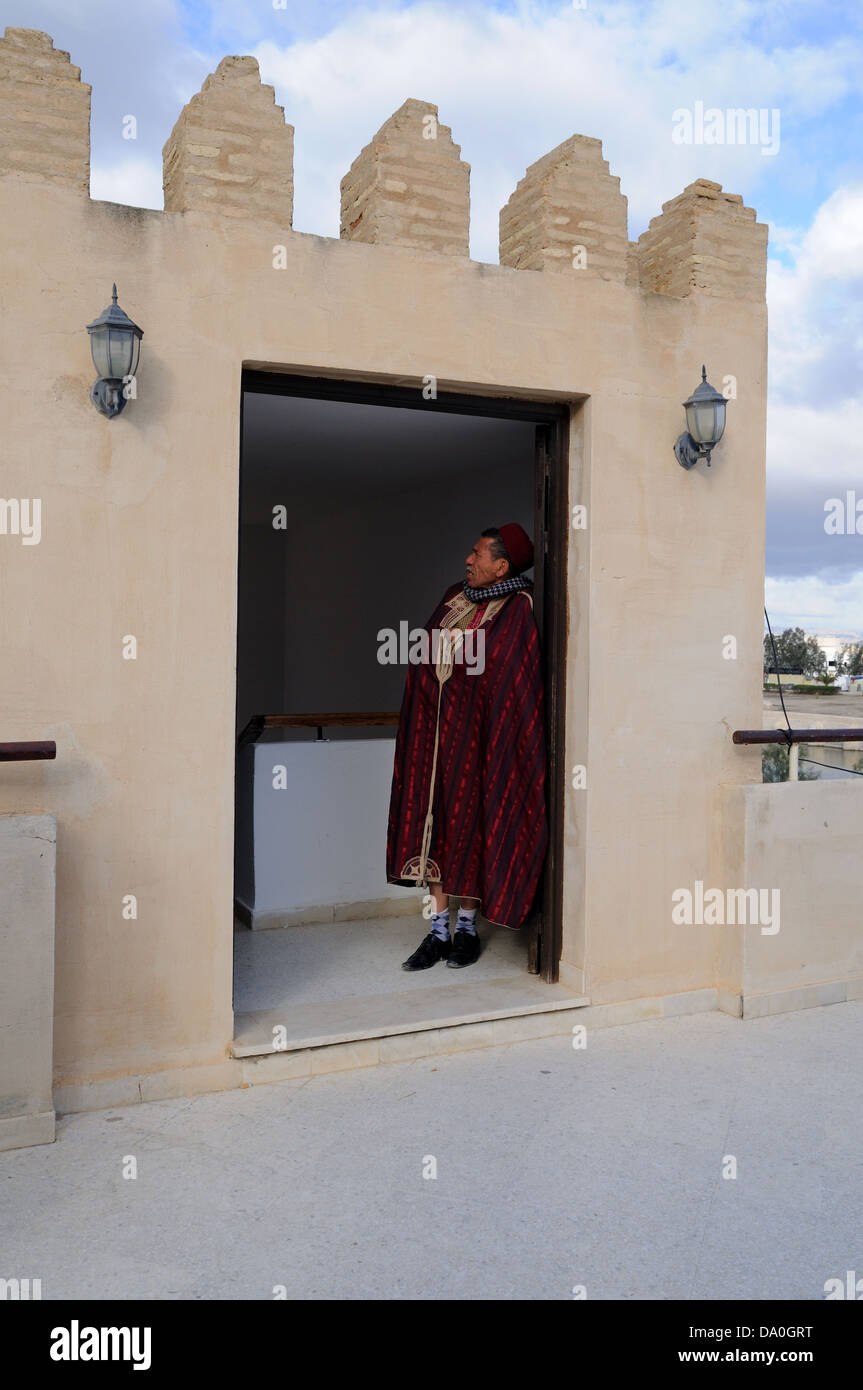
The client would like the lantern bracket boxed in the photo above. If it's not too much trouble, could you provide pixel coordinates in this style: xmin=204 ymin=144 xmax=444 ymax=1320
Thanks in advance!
xmin=90 ymin=378 xmax=128 ymax=419
xmin=674 ymin=432 xmax=712 ymax=469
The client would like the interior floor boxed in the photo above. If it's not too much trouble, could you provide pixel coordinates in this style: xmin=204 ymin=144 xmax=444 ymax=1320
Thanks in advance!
xmin=231 ymin=913 xmax=581 ymax=1055
xmin=233 ymin=910 xmax=526 ymax=1010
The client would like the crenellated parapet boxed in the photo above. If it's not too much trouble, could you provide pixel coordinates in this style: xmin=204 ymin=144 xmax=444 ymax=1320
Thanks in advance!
xmin=162 ymin=56 xmax=294 ymax=222
xmin=499 ymin=134 xmax=629 ymax=281
xmin=0 ymin=29 xmax=767 ymax=304
xmin=0 ymin=27 xmax=90 ymax=192
xmin=636 ymin=179 xmax=768 ymax=300
xmin=340 ymin=99 xmax=470 ymax=257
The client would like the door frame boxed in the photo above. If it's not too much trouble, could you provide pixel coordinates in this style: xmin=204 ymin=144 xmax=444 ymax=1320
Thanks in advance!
xmin=238 ymin=368 xmax=571 ymax=982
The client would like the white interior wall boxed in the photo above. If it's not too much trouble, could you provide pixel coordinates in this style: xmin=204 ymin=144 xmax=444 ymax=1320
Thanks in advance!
xmin=248 ymin=738 xmax=405 ymax=920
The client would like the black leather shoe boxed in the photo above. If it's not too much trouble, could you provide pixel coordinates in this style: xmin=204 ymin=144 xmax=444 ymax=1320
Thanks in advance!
xmin=446 ymin=927 xmax=481 ymax=968
xmin=402 ymin=931 xmax=451 ymax=971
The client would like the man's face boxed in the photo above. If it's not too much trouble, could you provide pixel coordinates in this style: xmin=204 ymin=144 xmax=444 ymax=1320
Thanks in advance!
xmin=465 ymin=536 xmax=509 ymax=588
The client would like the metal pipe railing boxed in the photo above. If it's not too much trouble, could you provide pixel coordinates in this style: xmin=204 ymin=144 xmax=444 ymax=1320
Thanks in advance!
xmin=733 ymin=729 xmax=863 ymax=744
xmin=733 ymin=728 xmax=863 ymax=782
xmin=0 ymin=741 xmax=56 ymax=761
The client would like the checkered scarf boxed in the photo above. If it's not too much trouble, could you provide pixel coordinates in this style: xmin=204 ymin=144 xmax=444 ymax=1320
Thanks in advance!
xmin=462 ymin=574 xmax=533 ymax=603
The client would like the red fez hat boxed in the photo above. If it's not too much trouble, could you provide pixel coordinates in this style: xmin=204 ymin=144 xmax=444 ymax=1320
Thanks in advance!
xmin=497 ymin=522 xmax=534 ymax=574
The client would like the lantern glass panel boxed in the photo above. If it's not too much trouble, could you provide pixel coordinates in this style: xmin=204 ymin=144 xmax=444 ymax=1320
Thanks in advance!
xmin=89 ymin=328 xmax=112 ymax=381
xmin=110 ymin=327 xmax=136 ymax=380
xmin=686 ymin=399 xmax=721 ymax=444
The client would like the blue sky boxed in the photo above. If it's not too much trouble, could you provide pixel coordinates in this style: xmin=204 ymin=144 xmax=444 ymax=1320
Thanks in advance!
xmin=3 ymin=0 xmax=862 ymax=634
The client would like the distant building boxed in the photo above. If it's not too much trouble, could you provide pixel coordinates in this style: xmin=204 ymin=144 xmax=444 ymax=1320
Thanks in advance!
xmin=812 ymin=632 xmax=861 ymax=670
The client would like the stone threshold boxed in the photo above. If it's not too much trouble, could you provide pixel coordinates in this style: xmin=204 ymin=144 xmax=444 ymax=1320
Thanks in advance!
xmin=57 ymin=982 xmax=862 ymax=1118
xmin=232 ymin=974 xmax=589 ymax=1058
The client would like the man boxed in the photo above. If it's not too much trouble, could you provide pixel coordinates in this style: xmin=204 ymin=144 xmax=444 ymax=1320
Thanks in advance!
xmin=386 ymin=523 xmax=548 ymax=970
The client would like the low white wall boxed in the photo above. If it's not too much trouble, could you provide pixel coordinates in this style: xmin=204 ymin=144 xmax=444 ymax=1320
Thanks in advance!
xmin=720 ymin=780 xmax=863 ymax=1016
xmin=237 ymin=738 xmax=411 ymax=926
xmin=0 ymin=813 xmax=56 ymax=1151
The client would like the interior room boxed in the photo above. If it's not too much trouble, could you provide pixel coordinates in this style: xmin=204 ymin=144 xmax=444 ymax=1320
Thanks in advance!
xmin=232 ymin=379 xmax=554 ymax=1055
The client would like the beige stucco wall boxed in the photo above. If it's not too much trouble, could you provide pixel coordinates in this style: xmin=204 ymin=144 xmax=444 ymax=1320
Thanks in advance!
xmin=570 ymin=286 xmax=766 ymax=1005
xmin=0 ymin=29 xmax=769 ymax=1097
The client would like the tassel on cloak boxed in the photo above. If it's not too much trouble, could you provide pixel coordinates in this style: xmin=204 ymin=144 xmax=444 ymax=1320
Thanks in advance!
xmin=386 ymin=581 xmax=548 ymax=928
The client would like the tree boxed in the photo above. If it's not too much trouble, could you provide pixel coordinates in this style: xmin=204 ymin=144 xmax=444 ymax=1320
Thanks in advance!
xmin=763 ymin=627 xmax=825 ymax=679
xmin=763 ymin=625 xmax=806 ymax=675
xmin=762 ymin=745 xmax=819 ymax=781
xmin=803 ymin=637 xmax=827 ymax=678
xmin=840 ymin=642 xmax=863 ymax=676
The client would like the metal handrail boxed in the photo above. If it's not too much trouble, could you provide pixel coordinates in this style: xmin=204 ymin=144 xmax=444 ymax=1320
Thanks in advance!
xmin=733 ymin=727 xmax=863 ymax=782
xmin=733 ymin=729 xmax=863 ymax=744
xmin=0 ymin=741 xmax=56 ymax=761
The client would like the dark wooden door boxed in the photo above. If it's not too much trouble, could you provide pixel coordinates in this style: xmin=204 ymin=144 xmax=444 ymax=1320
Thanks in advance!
xmin=524 ymin=420 xmax=567 ymax=981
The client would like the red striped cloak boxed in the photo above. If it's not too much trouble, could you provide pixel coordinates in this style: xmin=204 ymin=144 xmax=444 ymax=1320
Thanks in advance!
xmin=385 ymin=581 xmax=548 ymax=928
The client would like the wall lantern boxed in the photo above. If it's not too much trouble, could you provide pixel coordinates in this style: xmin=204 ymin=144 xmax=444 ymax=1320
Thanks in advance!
xmin=86 ymin=284 xmax=143 ymax=419
xmin=674 ymin=365 xmax=728 ymax=469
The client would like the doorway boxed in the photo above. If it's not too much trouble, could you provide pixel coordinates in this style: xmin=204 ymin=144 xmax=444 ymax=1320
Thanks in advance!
xmin=232 ymin=371 xmax=569 ymax=1050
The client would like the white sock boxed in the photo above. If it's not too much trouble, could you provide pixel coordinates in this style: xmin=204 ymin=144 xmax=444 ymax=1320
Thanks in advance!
xmin=430 ymin=909 xmax=451 ymax=941
xmin=456 ymin=907 xmax=478 ymax=935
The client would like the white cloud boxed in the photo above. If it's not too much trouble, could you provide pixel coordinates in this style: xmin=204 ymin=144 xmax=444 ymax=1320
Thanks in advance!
xmin=767 ymin=397 xmax=863 ymax=492
xmin=765 ymin=571 xmax=863 ymax=637
xmin=90 ymin=158 xmax=163 ymax=211
xmin=249 ymin=0 xmax=863 ymax=259
xmin=803 ymin=183 xmax=863 ymax=278
xmin=766 ymin=183 xmax=863 ymax=510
